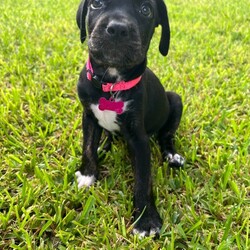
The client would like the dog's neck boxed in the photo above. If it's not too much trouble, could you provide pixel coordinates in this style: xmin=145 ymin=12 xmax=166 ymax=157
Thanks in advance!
xmin=88 ymin=57 xmax=147 ymax=83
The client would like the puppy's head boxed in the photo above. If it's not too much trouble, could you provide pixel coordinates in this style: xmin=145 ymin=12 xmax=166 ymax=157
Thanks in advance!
xmin=76 ymin=0 xmax=170 ymax=68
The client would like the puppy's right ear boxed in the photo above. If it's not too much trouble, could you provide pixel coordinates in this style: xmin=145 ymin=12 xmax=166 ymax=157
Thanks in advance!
xmin=76 ymin=0 xmax=88 ymax=43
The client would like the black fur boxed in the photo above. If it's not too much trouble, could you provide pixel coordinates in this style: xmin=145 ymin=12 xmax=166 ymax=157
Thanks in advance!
xmin=76 ymin=0 xmax=184 ymax=237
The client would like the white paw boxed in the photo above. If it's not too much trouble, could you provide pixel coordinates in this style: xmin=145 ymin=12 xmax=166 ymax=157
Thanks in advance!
xmin=75 ymin=171 xmax=95 ymax=188
xmin=132 ymin=229 xmax=147 ymax=238
xmin=149 ymin=228 xmax=160 ymax=236
xmin=167 ymin=153 xmax=185 ymax=167
xmin=132 ymin=228 xmax=160 ymax=238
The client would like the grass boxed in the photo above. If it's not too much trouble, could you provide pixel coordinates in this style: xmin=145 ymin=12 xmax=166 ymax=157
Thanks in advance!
xmin=0 ymin=0 xmax=249 ymax=248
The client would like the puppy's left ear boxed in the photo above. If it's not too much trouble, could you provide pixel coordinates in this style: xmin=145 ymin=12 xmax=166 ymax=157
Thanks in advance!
xmin=156 ymin=0 xmax=170 ymax=56
xmin=76 ymin=0 xmax=88 ymax=43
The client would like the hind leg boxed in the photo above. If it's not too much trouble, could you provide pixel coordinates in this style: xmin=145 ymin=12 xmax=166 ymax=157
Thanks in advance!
xmin=157 ymin=91 xmax=185 ymax=167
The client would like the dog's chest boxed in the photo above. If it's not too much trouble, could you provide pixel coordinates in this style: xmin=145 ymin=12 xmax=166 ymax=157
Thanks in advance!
xmin=90 ymin=100 xmax=129 ymax=132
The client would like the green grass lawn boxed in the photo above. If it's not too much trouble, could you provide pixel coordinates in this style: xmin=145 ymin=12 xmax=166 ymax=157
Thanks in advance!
xmin=0 ymin=0 xmax=249 ymax=249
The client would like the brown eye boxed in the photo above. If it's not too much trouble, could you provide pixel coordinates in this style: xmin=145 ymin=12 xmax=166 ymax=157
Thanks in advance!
xmin=140 ymin=3 xmax=153 ymax=18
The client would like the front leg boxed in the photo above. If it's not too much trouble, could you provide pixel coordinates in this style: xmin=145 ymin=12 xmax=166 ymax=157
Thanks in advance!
xmin=124 ymin=128 xmax=162 ymax=237
xmin=76 ymin=111 xmax=102 ymax=188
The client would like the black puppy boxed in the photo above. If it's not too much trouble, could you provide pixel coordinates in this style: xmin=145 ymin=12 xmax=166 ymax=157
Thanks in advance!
xmin=75 ymin=0 xmax=184 ymax=237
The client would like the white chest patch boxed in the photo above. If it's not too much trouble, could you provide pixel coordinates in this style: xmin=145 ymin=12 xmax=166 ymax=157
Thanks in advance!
xmin=90 ymin=101 xmax=129 ymax=132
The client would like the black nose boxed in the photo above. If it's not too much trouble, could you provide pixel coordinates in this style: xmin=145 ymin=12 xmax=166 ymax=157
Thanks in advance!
xmin=106 ymin=22 xmax=129 ymax=38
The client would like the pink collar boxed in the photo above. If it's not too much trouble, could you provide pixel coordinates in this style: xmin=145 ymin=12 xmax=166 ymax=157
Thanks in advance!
xmin=86 ymin=58 xmax=142 ymax=92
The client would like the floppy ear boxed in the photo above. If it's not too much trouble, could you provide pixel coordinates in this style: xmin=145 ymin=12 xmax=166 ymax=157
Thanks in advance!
xmin=76 ymin=0 xmax=88 ymax=43
xmin=157 ymin=0 xmax=170 ymax=56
